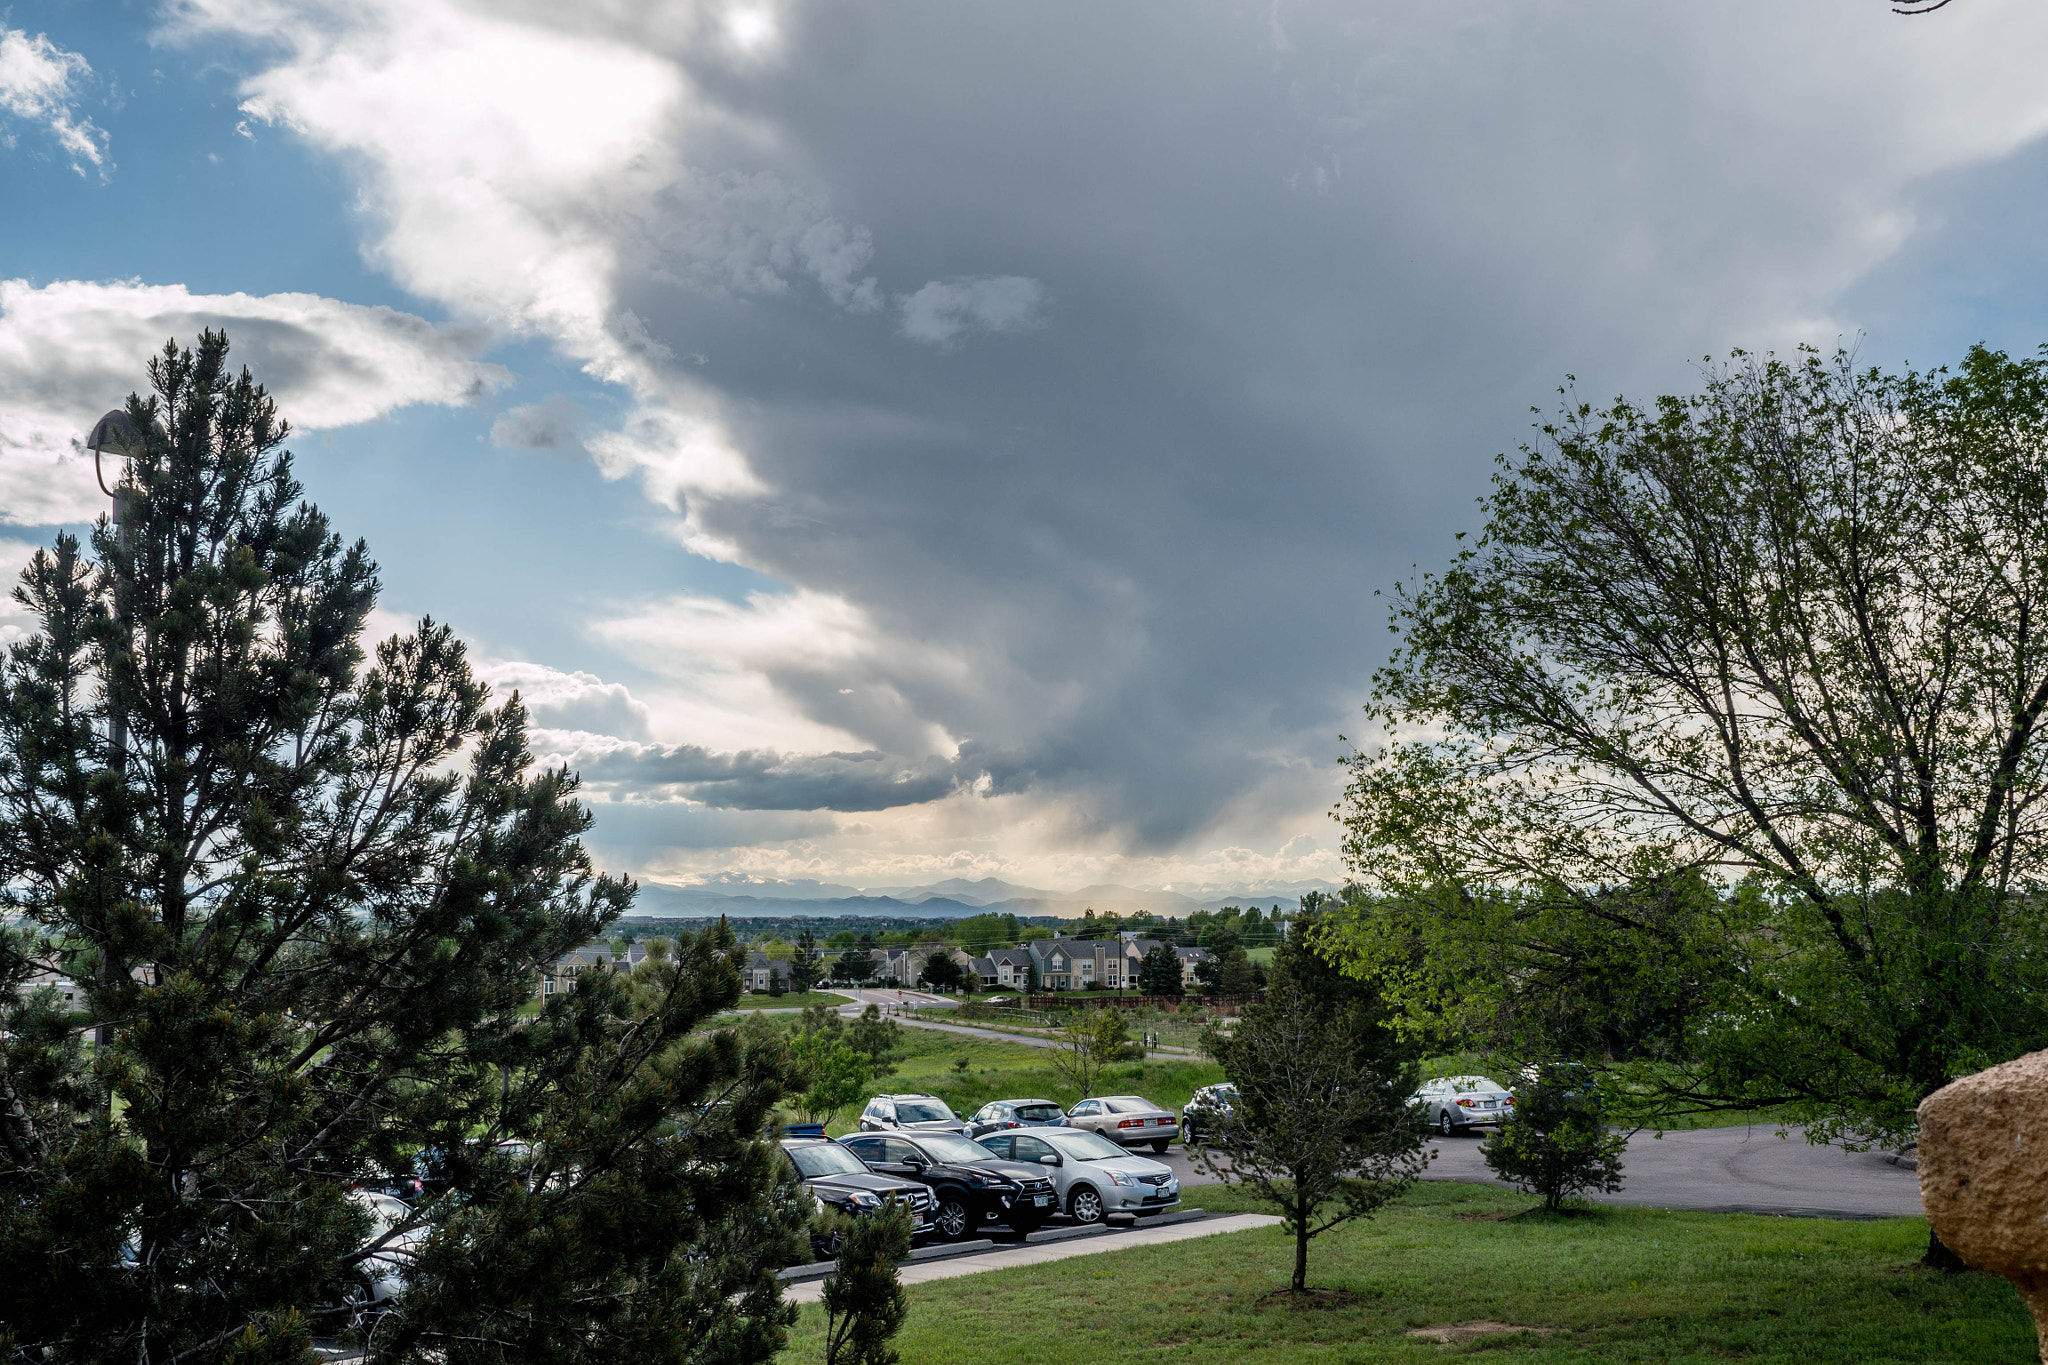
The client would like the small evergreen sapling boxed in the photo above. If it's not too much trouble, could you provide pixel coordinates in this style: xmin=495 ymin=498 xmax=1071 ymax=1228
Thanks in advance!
xmin=821 ymin=1200 xmax=912 ymax=1365
xmin=1194 ymin=905 xmax=1428 ymax=1293
xmin=1480 ymin=1064 xmax=1627 ymax=1212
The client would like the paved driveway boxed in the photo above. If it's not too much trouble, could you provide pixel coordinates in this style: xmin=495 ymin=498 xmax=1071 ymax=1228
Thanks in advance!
xmin=1160 ymin=1125 xmax=1922 ymax=1219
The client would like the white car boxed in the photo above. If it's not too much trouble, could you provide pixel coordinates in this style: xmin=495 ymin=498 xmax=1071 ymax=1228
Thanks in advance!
xmin=975 ymin=1126 xmax=1180 ymax=1224
xmin=1409 ymin=1075 xmax=1516 ymax=1136
xmin=322 ymin=1189 xmax=424 ymax=1328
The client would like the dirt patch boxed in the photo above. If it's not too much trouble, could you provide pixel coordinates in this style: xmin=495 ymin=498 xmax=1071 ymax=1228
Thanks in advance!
xmin=1255 ymin=1287 xmax=1370 ymax=1309
xmin=1405 ymin=1321 xmax=1560 ymax=1345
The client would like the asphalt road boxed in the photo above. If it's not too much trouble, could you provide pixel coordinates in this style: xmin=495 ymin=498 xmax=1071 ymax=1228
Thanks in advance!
xmin=1153 ymin=1125 xmax=1922 ymax=1219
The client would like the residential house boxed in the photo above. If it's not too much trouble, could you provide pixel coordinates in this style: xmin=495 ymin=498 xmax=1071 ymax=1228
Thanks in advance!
xmin=538 ymin=939 xmax=644 ymax=999
xmin=742 ymin=950 xmax=789 ymax=993
xmin=973 ymin=946 xmax=1035 ymax=990
xmin=1027 ymin=936 xmax=1128 ymax=991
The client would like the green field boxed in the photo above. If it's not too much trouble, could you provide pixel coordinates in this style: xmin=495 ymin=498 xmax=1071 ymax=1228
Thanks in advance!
xmin=777 ymin=1181 xmax=2034 ymax=1364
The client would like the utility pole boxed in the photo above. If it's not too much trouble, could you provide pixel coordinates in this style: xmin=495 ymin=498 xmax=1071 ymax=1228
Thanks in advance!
xmin=87 ymin=408 xmax=140 ymax=1057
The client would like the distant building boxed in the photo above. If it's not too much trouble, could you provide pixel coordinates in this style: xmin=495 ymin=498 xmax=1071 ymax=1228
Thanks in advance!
xmin=538 ymin=940 xmax=646 ymax=998
xmin=741 ymin=951 xmax=789 ymax=992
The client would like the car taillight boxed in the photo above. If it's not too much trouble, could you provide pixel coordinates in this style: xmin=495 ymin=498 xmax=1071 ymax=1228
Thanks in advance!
xmin=1456 ymin=1098 xmax=1476 ymax=1108
xmin=1119 ymin=1119 xmax=1141 ymax=1128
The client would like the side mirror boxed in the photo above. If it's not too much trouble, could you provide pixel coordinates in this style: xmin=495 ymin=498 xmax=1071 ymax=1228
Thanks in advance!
xmin=1039 ymin=1154 xmax=1060 ymax=1167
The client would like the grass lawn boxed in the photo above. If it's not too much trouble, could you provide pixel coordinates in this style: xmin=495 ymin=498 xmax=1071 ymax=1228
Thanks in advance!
xmin=742 ymin=1015 xmax=1227 ymax=1131
xmin=776 ymin=1181 xmax=2035 ymax=1364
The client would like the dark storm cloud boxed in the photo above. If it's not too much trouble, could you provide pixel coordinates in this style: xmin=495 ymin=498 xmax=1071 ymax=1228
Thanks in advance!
xmin=571 ymin=737 xmax=1038 ymax=812
xmin=592 ymin=1 xmax=2025 ymax=849
xmin=176 ymin=0 xmax=2048 ymax=875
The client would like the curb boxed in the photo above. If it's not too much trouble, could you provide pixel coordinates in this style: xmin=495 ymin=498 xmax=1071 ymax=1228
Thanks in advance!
xmin=778 ymin=1208 xmax=1213 ymax=1284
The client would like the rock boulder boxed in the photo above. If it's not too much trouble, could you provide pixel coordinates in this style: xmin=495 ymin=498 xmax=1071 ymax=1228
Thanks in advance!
xmin=1918 ymin=1049 xmax=2048 ymax=1361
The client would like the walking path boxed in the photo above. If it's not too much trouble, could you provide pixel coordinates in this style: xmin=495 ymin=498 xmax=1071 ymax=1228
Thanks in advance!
xmin=780 ymin=1212 xmax=1282 ymax=1303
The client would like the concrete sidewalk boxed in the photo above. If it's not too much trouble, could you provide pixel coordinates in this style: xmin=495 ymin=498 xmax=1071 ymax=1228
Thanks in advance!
xmin=781 ymin=1213 xmax=1282 ymax=1303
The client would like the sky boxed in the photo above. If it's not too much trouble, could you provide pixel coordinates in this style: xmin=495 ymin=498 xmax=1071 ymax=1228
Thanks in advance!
xmin=5 ymin=1 xmax=2048 ymax=899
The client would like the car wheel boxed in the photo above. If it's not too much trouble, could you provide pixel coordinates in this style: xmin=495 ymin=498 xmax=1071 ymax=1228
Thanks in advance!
xmin=1437 ymin=1110 xmax=1454 ymax=1137
xmin=1069 ymin=1185 xmax=1104 ymax=1224
xmin=316 ymin=1275 xmax=373 ymax=1332
xmin=935 ymin=1194 xmax=972 ymax=1240
xmin=1150 ymin=1139 xmax=1169 ymax=1153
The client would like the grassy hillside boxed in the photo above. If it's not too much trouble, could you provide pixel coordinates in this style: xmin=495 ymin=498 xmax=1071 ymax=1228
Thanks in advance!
xmin=778 ymin=1181 xmax=2031 ymax=1364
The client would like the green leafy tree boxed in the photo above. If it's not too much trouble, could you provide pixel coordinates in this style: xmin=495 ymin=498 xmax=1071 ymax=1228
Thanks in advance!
xmin=0 ymin=334 xmax=805 ymax=1364
xmin=1045 ymin=1007 xmax=1127 ymax=1100
xmin=1194 ymin=909 xmax=1427 ymax=1293
xmin=1137 ymin=942 xmax=1184 ymax=997
xmin=1335 ymin=345 xmax=2048 ymax=1264
xmin=789 ymin=929 xmax=824 ymax=994
xmin=916 ymin=952 xmax=964 ymax=994
xmin=1480 ymin=1065 xmax=1627 ymax=1213
xmin=834 ymin=948 xmax=877 ymax=985
xmin=820 ymin=1201 xmax=911 ymax=1365
xmin=791 ymin=1035 xmax=872 ymax=1126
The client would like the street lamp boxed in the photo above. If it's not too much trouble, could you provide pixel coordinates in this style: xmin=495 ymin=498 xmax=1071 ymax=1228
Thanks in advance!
xmin=85 ymin=408 xmax=141 ymax=1056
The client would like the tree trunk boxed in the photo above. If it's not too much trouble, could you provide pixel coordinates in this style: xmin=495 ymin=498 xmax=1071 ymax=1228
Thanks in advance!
xmin=1293 ymin=1221 xmax=1309 ymax=1293
xmin=1924 ymin=1225 xmax=1968 ymax=1273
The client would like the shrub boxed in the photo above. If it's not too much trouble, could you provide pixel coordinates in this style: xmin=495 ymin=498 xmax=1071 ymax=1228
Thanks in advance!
xmin=1480 ymin=1063 xmax=1627 ymax=1212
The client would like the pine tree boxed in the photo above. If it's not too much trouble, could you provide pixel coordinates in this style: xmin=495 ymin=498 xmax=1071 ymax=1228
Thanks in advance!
xmin=1137 ymin=942 xmax=1184 ymax=998
xmin=789 ymin=929 xmax=824 ymax=994
xmin=0 ymin=334 xmax=806 ymax=1365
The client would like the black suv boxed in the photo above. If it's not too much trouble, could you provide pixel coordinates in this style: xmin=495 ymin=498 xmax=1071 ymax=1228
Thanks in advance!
xmin=780 ymin=1137 xmax=936 ymax=1251
xmin=839 ymin=1131 xmax=1058 ymax=1239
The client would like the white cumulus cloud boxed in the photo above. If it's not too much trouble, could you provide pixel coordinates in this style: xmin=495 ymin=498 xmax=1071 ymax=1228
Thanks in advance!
xmin=0 ymin=27 xmax=110 ymax=178
xmin=0 ymin=278 xmax=509 ymax=525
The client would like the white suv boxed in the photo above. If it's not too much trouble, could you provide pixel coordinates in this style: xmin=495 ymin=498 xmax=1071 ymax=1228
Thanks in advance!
xmin=857 ymin=1093 xmax=973 ymax=1136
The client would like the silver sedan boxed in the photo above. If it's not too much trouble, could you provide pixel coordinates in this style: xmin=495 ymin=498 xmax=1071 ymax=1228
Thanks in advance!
xmin=1409 ymin=1075 xmax=1516 ymax=1135
xmin=975 ymin=1127 xmax=1180 ymax=1224
xmin=1066 ymin=1095 xmax=1179 ymax=1152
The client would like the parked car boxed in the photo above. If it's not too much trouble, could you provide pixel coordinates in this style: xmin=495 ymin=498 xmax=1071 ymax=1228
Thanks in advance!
xmin=1066 ymin=1095 xmax=1179 ymax=1152
xmin=779 ymin=1136 xmax=936 ymax=1249
xmin=1181 ymin=1083 xmax=1238 ymax=1145
xmin=976 ymin=1127 xmax=1180 ymax=1225
xmin=857 ymin=1093 xmax=974 ymax=1136
xmin=317 ymin=1189 xmax=424 ymax=1330
xmin=966 ymin=1098 xmax=1070 ymax=1137
xmin=838 ymin=1131 xmax=1059 ymax=1238
xmin=1409 ymin=1075 xmax=1516 ymax=1135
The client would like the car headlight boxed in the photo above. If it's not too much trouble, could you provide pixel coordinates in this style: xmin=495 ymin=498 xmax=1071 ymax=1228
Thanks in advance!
xmin=845 ymin=1191 xmax=882 ymax=1209
xmin=1107 ymin=1170 xmax=1132 ymax=1186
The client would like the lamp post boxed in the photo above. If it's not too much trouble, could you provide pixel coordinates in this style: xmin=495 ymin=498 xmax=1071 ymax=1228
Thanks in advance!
xmin=85 ymin=408 xmax=141 ymax=1056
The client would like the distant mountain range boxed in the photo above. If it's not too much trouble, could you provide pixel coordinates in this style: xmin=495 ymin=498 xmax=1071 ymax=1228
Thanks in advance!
xmin=627 ymin=875 xmax=1341 ymax=922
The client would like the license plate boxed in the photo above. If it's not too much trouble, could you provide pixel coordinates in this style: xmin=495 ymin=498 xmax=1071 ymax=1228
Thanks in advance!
xmin=1033 ymin=1194 xmax=1051 ymax=1206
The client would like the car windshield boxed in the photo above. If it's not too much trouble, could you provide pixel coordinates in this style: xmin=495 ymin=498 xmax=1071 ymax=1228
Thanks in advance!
xmin=351 ymin=1192 xmax=408 ymax=1238
xmin=1044 ymin=1130 xmax=1129 ymax=1161
xmin=896 ymin=1100 xmax=955 ymax=1123
xmin=1102 ymin=1097 xmax=1152 ymax=1112
xmin=1013 ymin=1103 xmax=1064 ymax=1121
xmin=1448 ymin=1076 xmax=1503 ymax=1093
xmin=915 ymin=1135 xmax=995 ymax=1164
xmin=786 ymin=1143 xmax=870 ymax=1178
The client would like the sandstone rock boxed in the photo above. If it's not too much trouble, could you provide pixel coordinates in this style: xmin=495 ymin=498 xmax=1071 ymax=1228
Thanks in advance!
xmin=1918 ymin=1049 xmax=2048 ymax=1362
